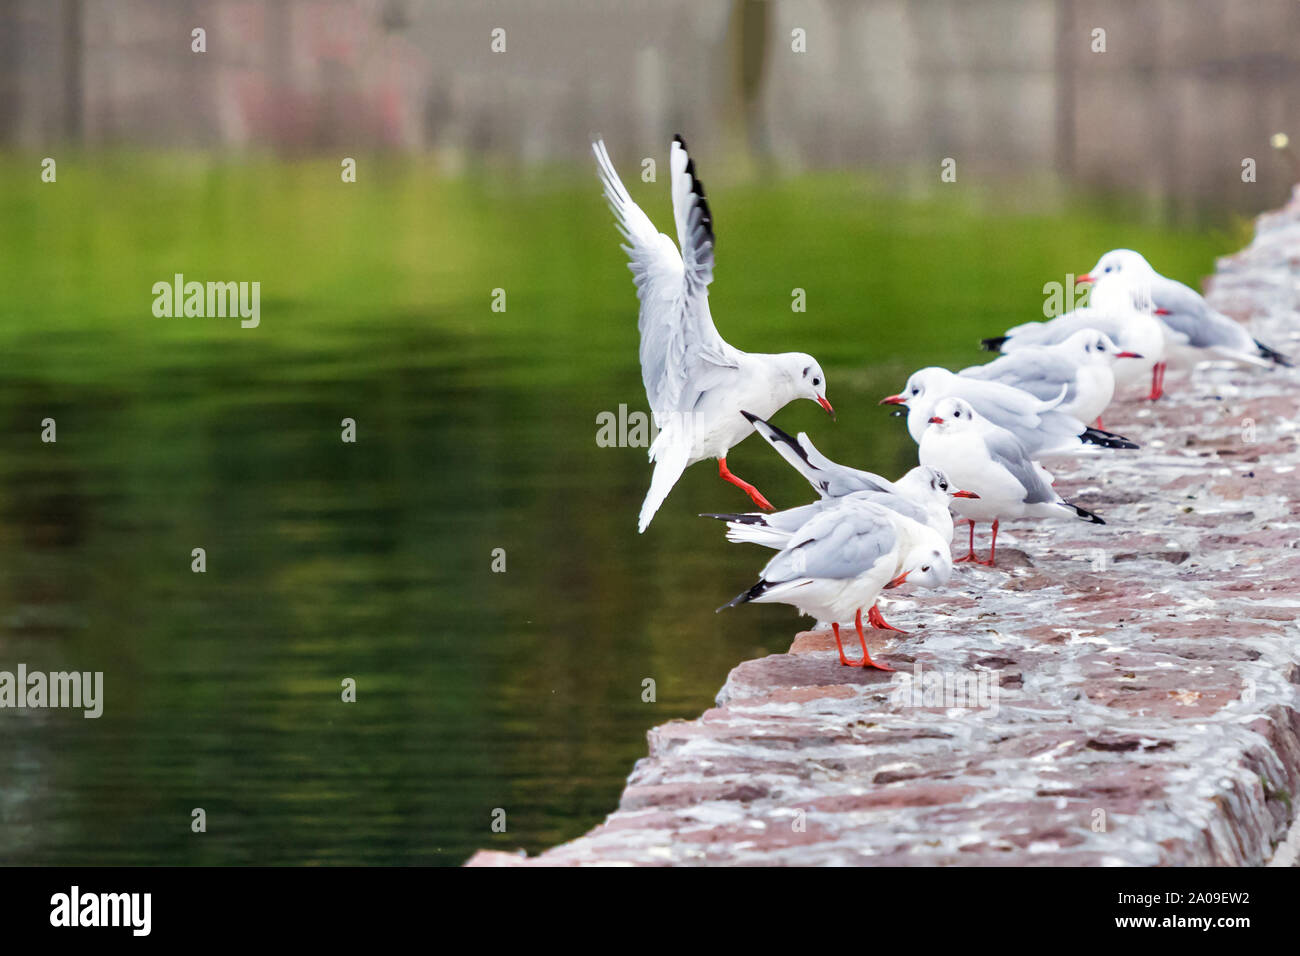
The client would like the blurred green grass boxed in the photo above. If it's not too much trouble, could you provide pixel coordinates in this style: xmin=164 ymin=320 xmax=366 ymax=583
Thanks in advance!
xmin=0 ymin=153 xmax=1240 ymax=388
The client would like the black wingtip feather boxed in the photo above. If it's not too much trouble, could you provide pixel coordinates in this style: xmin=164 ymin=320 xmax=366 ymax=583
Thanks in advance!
xmin=717 ymin=579 xmax=769 ymax=612
xmin=745 ymin=411 xmax=815 ymax=467
xmin=673 ymin=135 xmax=714 ymax=246
xmin=980 ymin=336 xmax=1009 ymax=352
xmin=700 ymin=512 xmax=767 ymax=525
xmin=1081 ymin=427 xmax=1139 ymax=450
xmin=1255 ymin=339 xmax=1293 ymax=367
xmin=1069 ymin=502 xmax=1106 ymax=525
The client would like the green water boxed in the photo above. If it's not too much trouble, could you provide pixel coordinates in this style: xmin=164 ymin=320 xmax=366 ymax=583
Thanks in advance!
xmin=0 ymin=154 xmax=1234 ymax=863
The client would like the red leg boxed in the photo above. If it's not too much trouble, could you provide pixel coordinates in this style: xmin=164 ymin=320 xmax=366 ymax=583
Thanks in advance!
xmin=954 ymin=520 xmax=979 ymax=563
xmin=1148 ymin=362 xmax=1165 ymax=401
xmin=867 ymin=603 xmax=906 ymax=633
xmin=855 ymin=608 xmax=895 ymax=672
xmin=977 ymin=519 xmax=1000 ymax=567
xmin=718 ymin=457 xmax=773 ymax=511
xmin=1094 ymin=417 xmax=1104 ymax=429
xmin=831 ymin=621 xmax=859 ymax=667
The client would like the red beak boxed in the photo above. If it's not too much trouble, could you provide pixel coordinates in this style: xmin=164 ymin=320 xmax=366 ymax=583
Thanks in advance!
xmin=879 ymin=394 xmax=906 ymax=406
xmin=817 ymin=395 xmax=835 ymax=420
xmin=928 ymin=416 xmax=944 ymax=424
xmin=884 ymin=571 xmax=909 ymax=589
xmin=952 ymin=490 xmax=980 ymax=499
xmin=1076 ymin=273 xmax=1094 ymax=284
xmin=1115 ymin=351 xmax=1143 ymax=359
xmin=1154 ymin=307 xmax=1170 ymax=316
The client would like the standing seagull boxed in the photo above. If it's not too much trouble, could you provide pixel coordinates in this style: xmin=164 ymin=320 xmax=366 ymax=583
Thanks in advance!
xmin=708 ymin=412 xmax=979 ymax=542
xmin=979 ymin=280 xmax=1166 ymax=400
xmin=919 ymin=397 xmax=1104 ymax=566
xmin=594 ymin=137 xmax=834 ymax=532
xmin=1079 ymin=249 xmax=1291 ymax=397
xmin=880 ymin=367 xmax=1138 ymax=456
xmin=959 ymin=328 xmax=1143 ymax=427
xmin=719 ymin=498 xmax=952 ymax=670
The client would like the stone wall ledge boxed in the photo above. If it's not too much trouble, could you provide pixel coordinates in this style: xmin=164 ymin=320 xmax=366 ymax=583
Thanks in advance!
xmin=468 ymin=186 xmax=1300 ymax=867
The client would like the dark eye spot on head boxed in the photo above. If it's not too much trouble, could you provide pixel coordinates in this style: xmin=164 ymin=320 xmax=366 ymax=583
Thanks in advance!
xmin=802 ymin=366 xmax=810 ymax=377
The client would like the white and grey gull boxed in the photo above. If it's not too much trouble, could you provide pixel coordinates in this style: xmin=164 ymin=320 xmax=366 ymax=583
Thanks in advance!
xmin=593 ymin=136 xmax=834 ymax=532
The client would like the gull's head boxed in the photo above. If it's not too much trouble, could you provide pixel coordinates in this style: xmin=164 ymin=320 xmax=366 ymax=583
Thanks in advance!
xmin=1067 ymin=328 xmax=1143 ymax=366
xmin=897 ymin=466 xmax=980 ymax=503
xmin=881 ymin=367 xmax=952 ymax=408
xmin=1078 ymin=249 xmax=1154 ymax=286
xmin=1061 ymin=329 xmax=1116 ymax=365
xmin=897 ymin=547 xmax=953 ymax=590
xmin=783 ymin=353 xmax=834 ymax=419
xmin=926 ymin=396 xmax=978 ymax=431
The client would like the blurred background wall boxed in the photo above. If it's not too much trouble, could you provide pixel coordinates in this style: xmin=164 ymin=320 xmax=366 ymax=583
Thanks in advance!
xmin=2 ymin=0 xmax=1298 ymax=217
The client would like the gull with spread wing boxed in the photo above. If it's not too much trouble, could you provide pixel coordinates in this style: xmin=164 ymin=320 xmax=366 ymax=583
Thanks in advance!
xmin=593 ymin=136 xmax=834 ymax=532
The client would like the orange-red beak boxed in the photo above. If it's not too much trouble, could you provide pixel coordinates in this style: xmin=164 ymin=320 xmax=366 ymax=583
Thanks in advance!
xmin=952 ymin=490 xmax=980 ymax=499
xmin=817 ymin=396 xmax=835 ymax=420
xmin=1076 ymin=273 xmax=1094 ymax=284
xmin=928 ymin=416 xmax=944 ymax=424
xmin=879 ymin=394 xmax=906 ymax=406
xmin=884 ymin=571 xmax=909 ymax=589
xmin=1115 ymin=351 xmax=1143 ymax=359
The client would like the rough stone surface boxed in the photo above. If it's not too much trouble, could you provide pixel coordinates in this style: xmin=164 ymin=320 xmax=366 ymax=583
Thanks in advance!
xmin=467 ymin=188 xmax=1300 ymax=867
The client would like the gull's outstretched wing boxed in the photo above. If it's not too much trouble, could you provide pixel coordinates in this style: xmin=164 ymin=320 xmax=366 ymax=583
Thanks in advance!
xmin=745 ymin=412 xmax=895 ymax=499
xmin=593 ymin=137 xmax=738 ymax=423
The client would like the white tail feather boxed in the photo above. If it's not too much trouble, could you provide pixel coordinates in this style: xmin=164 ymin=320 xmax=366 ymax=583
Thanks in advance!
xmin=725 ymin=522 xmax=792 ymax=549
xmin=638 ymin=442 xmax=689 ymax=533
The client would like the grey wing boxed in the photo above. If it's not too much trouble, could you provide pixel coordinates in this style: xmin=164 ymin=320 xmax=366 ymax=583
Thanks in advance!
xmin=852 ymin=491 xmax=929 ymax=525
xmin=957 ymin=379 xmax=1062 ymax=435
xmin=750 ymin=415 xmax=895 ymax=498
xmin=961 ymin=350 xmax=1077 ymax=404
xmin=593 ymin=139 xmax=738 ymax=422
xmin=763 ymin=504 xmax=897 ymax=583
xmin=983 ymin=428 xmax=1057 ymax=504
xmin=1154 ymin=276 xmax=1254 ymax=352
xmin=1004 ymin=308 xmax=1121 ymax=347
xmin=799 ymin=435 xmax=897 ymax=497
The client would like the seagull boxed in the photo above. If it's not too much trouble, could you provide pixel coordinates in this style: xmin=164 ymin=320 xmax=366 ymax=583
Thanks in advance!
xmin=718 ymin=497 xmax=952 ymax=670
xmin=880 ymin=367 xmax=1138 ymax=457
xmin=959 ymin=328 xmax=1143 ymax=427
xmin=706 ymin=412 xmax=978 ymax=542
xmin=979 ymin=280 xmax=1167 ymax=400
xmin=918 ymin=396 xmax=1104 ymax=566
xmin=593 ymin=136 xmax=834 ymax=532
xmin=1078 ymin=249 xmax=1291 ymax=396
xmin=701 ymin=413 xmax=978 ymax=631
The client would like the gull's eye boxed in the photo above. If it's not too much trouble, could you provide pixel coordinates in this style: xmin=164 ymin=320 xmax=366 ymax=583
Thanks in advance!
xmin=812 ymin=377 xmax=821 ymax=386
xmin=939 ymin=479 xmax=948 ymax=490
xmin=921 ymin=565 xmax=931 ymax=573
xmin=911 ymin=387 xmax=920 ymax=396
